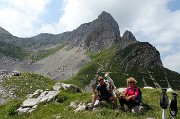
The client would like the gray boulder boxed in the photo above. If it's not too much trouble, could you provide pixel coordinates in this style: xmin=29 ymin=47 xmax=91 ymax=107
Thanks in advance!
xmin=61 ymin=83 xmax=81 ymax=93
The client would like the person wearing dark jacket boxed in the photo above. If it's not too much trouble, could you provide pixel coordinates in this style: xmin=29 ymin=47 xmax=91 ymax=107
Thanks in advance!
xmin=91 ymin=76 xmax=117 ymax=109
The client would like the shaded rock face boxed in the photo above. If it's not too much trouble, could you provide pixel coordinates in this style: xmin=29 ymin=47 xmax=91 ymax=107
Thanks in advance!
xmin=67 ymin=11 xmax=120 ymax=51
xmin=116 ymin=42 xmax=163 ymax=72
xmin=119 ymin=30 xmax=137 ymax=49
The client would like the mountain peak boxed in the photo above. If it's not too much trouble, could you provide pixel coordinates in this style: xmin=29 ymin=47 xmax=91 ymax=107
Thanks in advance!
xmin=122 ymin=30 xmax=137 ymax=41
xmin=97 ymin=11 xmax=118 ymax=26
xmin=66 ymin=11 xmax=120 ymax=51
xmin=119 ymin=30 xmax=138 ymax=48
xmin=98 ymin=11 xmax=112 ymax=19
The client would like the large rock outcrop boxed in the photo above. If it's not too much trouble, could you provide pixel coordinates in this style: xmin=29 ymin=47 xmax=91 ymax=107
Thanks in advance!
xmin=66 ymin=11 xmax=120 ymax=51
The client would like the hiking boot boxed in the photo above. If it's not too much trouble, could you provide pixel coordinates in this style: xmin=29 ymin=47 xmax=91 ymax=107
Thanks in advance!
xmin=126 ymin=107 xmax=132 ymax=112
xmin=87 ymin=105 xmax=94 ymax=110
xmin=119 ymin=107 xmax=125 ymax=111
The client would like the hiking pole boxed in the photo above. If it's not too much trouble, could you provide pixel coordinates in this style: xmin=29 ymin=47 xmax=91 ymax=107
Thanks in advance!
xmin=169 ymin=93 xmax=178 ymax=119
xmin=160 ymin=88 xmax=169 ymax=119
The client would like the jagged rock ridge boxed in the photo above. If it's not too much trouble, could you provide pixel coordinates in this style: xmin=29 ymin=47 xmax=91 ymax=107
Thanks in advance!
xmin=116 ymin=42 xmax=163 ymax=72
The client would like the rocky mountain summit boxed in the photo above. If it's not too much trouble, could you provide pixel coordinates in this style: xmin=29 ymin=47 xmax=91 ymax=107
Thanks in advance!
xmin=67 ymin=11 xmax=120 ymax=50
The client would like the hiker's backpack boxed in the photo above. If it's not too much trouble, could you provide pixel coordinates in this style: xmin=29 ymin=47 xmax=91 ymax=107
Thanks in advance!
xmin=128 ymin=87 xmax=142 ymax=104
xmin=136 ymin=87 xmax=142 ymax=104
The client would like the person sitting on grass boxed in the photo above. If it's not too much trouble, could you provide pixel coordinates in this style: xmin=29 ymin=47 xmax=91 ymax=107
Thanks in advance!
xmin=90 ymin=76 xmax=117 ymax=109
xmin=119 ymin=77 xmax=139 ymax=111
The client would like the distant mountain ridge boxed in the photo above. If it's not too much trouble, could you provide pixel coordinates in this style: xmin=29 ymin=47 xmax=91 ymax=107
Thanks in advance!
xmin=0 ymin=11 xmax=120 ymax=51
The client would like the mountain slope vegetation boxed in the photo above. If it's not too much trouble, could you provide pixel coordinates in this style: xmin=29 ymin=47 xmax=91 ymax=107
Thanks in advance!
xmin=0 ymin=41 xmax=28 ymax=60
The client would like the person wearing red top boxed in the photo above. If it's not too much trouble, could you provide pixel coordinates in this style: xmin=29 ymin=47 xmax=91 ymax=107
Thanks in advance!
xmin=119 ymin=77 xmax=139 ymax=111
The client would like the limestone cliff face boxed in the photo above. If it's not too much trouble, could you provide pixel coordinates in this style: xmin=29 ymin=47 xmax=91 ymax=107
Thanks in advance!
xmin=116 ymin=42 xmax=163 ymax=72
xmin=66 ymin=11 xmax=120 ymax=51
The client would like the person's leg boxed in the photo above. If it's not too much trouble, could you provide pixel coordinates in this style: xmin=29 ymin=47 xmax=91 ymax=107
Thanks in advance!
xmin=88 ymin=94 xmax=100 ymax=110
xmin=110 ymin=95 xmax=117 ymax=109
xmin=118 ymin=96 xmax=126 ymax=109
xmin=91 ymin=94 xmax=99 ymax=106
xmin=126 ymin=99 xmax=138 ymax=108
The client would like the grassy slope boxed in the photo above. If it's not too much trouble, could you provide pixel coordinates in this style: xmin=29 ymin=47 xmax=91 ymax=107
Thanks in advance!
xmin=1 ymin=72 xmax=55 ymax=99
xmin=0 ymin=41 xmax=65 ymax=61
xmin=29 ymin=43 xmax=65 ymax=62
xmin=0 ymin=41 xmax=28 ymax=60
xmin=0 ymin=89 xmax=179 ymax=119
xmin=0 ymin=72 xmax=56 ymax=118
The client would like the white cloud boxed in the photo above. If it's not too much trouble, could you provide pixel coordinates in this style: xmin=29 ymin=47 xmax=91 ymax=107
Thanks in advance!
xmin=156 ymin=45 xmax=173 ymax=55
xmin=0 ymin=0 xmax=50 ymax=37
xmin=39 ymin=23 xmax=58 ymax=34
xmin=163 ymin=52 xmax=180 ymax=73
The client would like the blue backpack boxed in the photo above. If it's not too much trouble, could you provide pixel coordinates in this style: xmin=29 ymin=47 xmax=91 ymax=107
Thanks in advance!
xmin=128 ymin=87 xmax=142 ymax=104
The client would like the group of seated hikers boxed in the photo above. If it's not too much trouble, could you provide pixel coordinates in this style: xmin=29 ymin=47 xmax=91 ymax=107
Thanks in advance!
xmin=90 ymin=73 xmax=141 ymax=112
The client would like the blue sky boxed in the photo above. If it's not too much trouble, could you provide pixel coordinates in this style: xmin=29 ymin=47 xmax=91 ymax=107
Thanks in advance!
xmin=0 ymin=0 xmax=180 ymax=73
xmin=45 ymin=0 xmax=64 ymax=24
xmin=168 ymin=0 xmax=180 ymax=11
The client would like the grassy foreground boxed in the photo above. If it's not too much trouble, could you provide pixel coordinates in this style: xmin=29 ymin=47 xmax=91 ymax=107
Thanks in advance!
xmin=0 ymin=88 xmax=179 ymax=119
